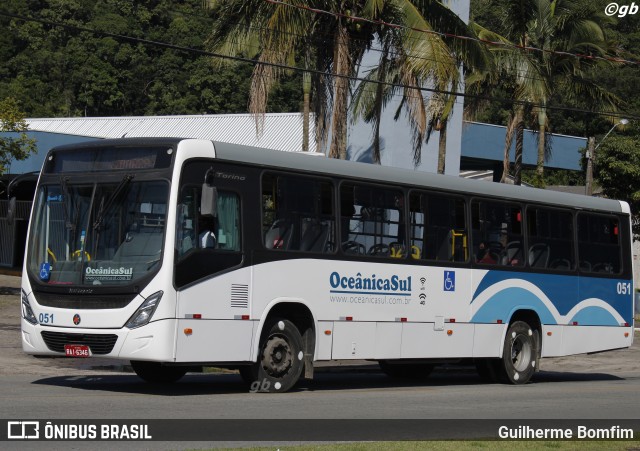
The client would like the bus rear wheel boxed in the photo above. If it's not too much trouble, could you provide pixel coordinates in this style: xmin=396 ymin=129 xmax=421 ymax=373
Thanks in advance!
xmin=496 ymin=321 xmax=538 ymax=384
xmin=244 ymin=318 xmax=304 ymax=393
xmin=130 ymin=360 xmax=187 ymax=384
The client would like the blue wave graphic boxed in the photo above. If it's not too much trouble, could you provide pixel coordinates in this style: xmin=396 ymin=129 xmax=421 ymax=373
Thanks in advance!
xmin=471 ymin=287 xmax=557 ymax=324
xmin=471 ymin=271 xmax=631 ymax=325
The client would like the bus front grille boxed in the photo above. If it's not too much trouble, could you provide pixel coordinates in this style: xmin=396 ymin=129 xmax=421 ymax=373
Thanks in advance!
xmin=40 ymin=331 xmax=118 ymax=355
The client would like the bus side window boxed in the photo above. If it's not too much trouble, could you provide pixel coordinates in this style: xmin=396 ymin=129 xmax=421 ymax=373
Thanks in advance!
xmin=577 ymin=213 xmax=621 ymax=274
xmin=262 ymin=172 xmax=335 ymax=253
xmin=472 ymin=200 xmax=523 ymax=266
xmin=411 ymin=191 xmax=467 ymax=262
xmin=340 ymin=184 xmax=405 ymax=258
xmin=527 ymin=207 xmax=575 ymax=271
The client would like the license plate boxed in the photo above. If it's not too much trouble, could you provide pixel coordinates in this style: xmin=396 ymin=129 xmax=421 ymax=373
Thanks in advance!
xmin=64 ymin=344 xmax=91 ymax=357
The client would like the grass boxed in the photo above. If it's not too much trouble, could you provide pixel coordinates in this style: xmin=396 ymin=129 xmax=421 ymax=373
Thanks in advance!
xmin=191 ymin=440 xmax=640 ymax=451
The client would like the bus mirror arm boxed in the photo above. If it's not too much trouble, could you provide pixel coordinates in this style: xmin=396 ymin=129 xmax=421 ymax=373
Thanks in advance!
xmin=6 ymin=197 xmax=16 ymax=226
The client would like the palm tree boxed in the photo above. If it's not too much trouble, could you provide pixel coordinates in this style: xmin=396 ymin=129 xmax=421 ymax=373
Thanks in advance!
xmin=469 ymin=0 xmax=620 ymax=186
xmin=207 ymin=0 xmax=486 ymax=163
xmin=349 ymin=1 xmax=488 ymax=169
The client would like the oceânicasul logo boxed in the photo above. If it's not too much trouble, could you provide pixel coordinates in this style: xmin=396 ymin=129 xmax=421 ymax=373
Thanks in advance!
xmin=329 ymin=271 xmax=412 ymax=293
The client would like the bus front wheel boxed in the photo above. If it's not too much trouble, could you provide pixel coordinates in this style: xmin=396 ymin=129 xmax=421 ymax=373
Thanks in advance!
xmin=496 ymin=321 xmax=538 ymax=384
xmin=245 ymin=317 xmax=304 ymax=393
xmin=130 ymin=360 xmax=187 ymax=384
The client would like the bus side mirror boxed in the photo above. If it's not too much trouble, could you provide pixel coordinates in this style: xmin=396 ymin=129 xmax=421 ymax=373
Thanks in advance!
xmin=200 ymin=184 xmax=217 ymax=217
xmin=7 ymin=197 xmax=16 ymax=226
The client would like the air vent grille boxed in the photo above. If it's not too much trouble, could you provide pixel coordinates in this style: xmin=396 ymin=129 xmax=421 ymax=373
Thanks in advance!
xmin=230 ymin=284 xmax=249 ymax=308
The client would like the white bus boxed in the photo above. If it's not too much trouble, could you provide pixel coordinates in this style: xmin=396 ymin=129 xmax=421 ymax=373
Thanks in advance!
xmin=20 ymin=138 xmax=634 ymax=392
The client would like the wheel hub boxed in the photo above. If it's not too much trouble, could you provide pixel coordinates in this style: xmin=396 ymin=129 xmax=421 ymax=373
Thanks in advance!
xmin=262 ymin=336 xmax=292 ymax=377
xmin=511 ymin=334 xmax=532 ymax=372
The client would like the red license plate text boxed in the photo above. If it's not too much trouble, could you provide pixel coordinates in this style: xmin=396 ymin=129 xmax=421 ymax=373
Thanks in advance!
xmin=64 ymin=344 xmax=91 ymax=357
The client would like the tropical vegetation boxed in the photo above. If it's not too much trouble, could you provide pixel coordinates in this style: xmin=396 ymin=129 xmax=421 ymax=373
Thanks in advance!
xmin=0 ymin=0 xmax=637 ymax=182
xmin=206 ymin=0 xmax=488 ymax=168
xmin=468 ymin=0 xmax=624 ymax=186
xmin=593 ymin=126 xmax=640 ymax=237
xmin=0 ymin=0 xmax=301 ymax=118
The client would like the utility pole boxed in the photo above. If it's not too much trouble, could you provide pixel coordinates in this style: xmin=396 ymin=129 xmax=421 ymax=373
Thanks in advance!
xmin=302 ymin=72 xmax=310 ymax=152
xmin=586 ymin=119 xmax=628 ymax=196
xmin=585 ymin=136 xmax=595 ymax=196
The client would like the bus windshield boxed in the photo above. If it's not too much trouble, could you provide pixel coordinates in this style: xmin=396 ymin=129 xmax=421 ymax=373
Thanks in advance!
xmin=27 ymin=178 xmax=169 ymax=287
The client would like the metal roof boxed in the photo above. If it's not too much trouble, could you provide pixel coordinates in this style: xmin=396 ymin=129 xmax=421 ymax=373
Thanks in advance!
xmin=26 ymin=113 xmax=315 ymax=153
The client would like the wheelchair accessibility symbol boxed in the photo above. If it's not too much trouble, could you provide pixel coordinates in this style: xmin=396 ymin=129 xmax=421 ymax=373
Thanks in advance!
xmin=443 ymin=271 xmax=455 ymax=292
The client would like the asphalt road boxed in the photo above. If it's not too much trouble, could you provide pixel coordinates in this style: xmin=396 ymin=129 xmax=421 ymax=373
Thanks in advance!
xmin=2 ymin=366 xmax=640 ymax=419
xmin=2 ymin=274 xmax=640 ymax=449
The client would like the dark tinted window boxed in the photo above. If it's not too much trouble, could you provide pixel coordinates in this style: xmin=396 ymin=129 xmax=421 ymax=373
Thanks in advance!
xmin=46 ymin=146 xmax=173 ymax=173
xmin=577 ymin=214 xmax=621 ymax=274
xmin=340 ymin=184 xmax=405 ymax=258
xmin=409 ymin=192 xmax=467 ymax=262
xmin=472 ymin=200 xmax=524 ymax=267
xmin=174 ymin=161 xmax=243 ymax=288
xmin=527 ymin=208 xmax=575 ymax=270
xmin=262 ymin=173 xmax=335 ymax=253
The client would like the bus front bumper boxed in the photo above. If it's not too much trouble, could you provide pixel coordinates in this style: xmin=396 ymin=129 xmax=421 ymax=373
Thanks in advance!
xmin=21 ymin=318 xmax=178 ymax=362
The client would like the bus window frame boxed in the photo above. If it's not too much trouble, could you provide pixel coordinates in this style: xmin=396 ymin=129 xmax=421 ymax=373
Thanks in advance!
xmin=336 ymin=179 xmax=409 ymax=260
xmin=524 ymin=204 xmax=578 ymax=274
xmin=407 ymin=188 xmax=469 ymax=264
xmin=470 ymin=196 xmax=525 ymax=269
xmin=260 ymin=170 xmax=337 ymax=255
xmin=576 ymin=211 xmax=626 ymax=278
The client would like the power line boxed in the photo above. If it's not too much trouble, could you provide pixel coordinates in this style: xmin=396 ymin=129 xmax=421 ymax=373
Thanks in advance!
xmin=263 ymin=0 xmax=640 ymax=66
xmin=206 ymin=20 xmax=568 ymax=89
xmin=0 ymin=9 xmax=637 ymax=121
xmin=173 ymin=4 xmax=635 ymax=92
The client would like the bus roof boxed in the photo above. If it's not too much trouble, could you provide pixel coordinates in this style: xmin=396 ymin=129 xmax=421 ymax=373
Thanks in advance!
xmin=46 ymin=137 xmax=625 ymax=214
xmin=212 ymin=140 xmax=626 ymax=214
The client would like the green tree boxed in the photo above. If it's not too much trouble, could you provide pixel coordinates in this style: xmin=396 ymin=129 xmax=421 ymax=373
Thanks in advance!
xmin=0 ymin=0 xmax=302 ymax=118
xmin=470 ymin=0 xmax=621 ymax=186
xmin=0 ymin=97 xmax=37 ymax=175
xmin=207 ymin=0 xmax=486 ymax=162
xmin=593 ymin=132 xmax=640 ymax=237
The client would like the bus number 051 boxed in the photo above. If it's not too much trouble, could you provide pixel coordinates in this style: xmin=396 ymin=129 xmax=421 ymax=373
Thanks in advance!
xmin=616 ymin=282 xmax=631 ymax=295
xmin=38 ymin=313 xmax=54 ymax=324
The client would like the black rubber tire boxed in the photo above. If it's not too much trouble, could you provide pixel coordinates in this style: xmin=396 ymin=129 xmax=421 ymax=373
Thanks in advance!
xmin=130 ymin=360 xmax=187 ymax=384
xmin=495 ymin=321 xmax=538 ymax=384
xmin=243 ymin=318 xmax=304 ymax=393
xmin=379 ymin=361 xmax=434 ymax=379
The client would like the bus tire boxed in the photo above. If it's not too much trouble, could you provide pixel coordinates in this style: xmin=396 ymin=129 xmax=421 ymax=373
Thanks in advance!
xmin=130 ymin=360 xmax=187 ymax=384
xmin=245 ymin=317 xmax=304 ymax=393
xmin=496 ymin=321 xmax=538 ymax=384
xmin=379 ymin=361 xmax=434 ymax=379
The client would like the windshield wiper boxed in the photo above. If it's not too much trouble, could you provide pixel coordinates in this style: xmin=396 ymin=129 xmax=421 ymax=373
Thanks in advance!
xmin=59 ymin=175 xmax=76 ymax=231
xmin=93 ymin=174 xmax=134 ymax=231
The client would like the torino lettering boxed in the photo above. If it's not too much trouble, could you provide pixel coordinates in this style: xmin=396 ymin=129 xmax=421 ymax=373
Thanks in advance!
xmin=329 ymin=271 xmax=412 ymax=292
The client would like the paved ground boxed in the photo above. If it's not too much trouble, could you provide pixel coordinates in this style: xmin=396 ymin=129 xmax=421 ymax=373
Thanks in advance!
xmin=2 ymin=273 xmax=639 ymax=378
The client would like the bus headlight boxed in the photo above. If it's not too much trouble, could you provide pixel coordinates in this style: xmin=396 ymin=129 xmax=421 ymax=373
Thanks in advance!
xmin=21 ymin=289 xmax=38 ymax=325
xmin=125 ymin=291 xmax=163 ymax=329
